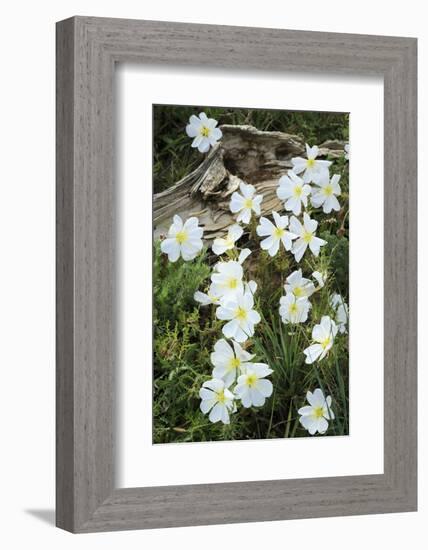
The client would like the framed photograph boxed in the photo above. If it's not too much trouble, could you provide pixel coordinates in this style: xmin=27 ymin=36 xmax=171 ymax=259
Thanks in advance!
xmin=151 ymin=103 xmax=350 ymax=445
xmin=56 ymin=17 xmax=417 ymax=533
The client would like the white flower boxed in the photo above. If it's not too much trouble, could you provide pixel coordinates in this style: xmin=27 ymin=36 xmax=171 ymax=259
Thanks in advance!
xmin=160 ymin=215 xmax=204 ymax=262
xmin=238 ymin=248 xmax=252 ymax=264
xmin=330 ymin=293 xmax=343 ymax=309
xmin=245 ymin=280 xmax=257 ymax=295
xmin=186 ymin=112 xmax=222 ymax=153
xmin=210 ymin=338 xmax=255 ymax=386
xmin=291 ymin=144 xmax=332 ymax=183
xmin=298 ymin=388 xmax=335 ymax=435
xmin=212 ymin=224 xmax=243 ymax=256
xmin=289 ymin=213 xmax=327 ymax=263
xmin=279 ymin=294 xmax=311 ymax=324
xmin=235 ymin=364 xmax=273 ymax=408
xmin=344 ymin=143 xmax=350 ymax=160
xmin=311 ymin=173 xmax=341 ymax=214
xmin=216 ymin=289 xmax=261 ymax=342
xmin=312 ymin=270 xmax=327 ymax=289
xmin=284 ymin=269 xmax=315 ymax=298
xmin=336 ymin=303 xmax=348 ymax=334
xmin=330 ymin=293 xmax=348 ymax=334
xmin=303 ymin=315 xmax=338 ymax=364
xmin=230 ymin=182 xmax=263 ymax=225
xmin=277 ymin=171 xmax=312 ymax=215
xmin=199 ymin=379 xmax=235 ymax=424
xmin=194 ymin=284 xmax=222 ymax=306
xmin=256 ymin=211 xmax=297 ymax=257
xmin=210 ymin=260 xmax=244 ymax=301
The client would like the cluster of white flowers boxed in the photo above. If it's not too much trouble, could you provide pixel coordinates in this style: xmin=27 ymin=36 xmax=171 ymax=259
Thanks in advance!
xmin=193 ymin=207 xmax=273 ymax=424
xmin=279 ymin=269 xmax=316 ymax=325
xmin=159 ymin=117 xmax=350 ymax=434
xmin=199 ymin=339 xmax=273 ymax=424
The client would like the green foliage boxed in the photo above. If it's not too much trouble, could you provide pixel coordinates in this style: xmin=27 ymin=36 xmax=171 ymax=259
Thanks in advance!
xmin=153 ymin=244 xmax=230 ymax=443
xmin=320 ymin=232 xmax=349 ymax=298
xmin=153 ymin=241 xmax=211 ymax=326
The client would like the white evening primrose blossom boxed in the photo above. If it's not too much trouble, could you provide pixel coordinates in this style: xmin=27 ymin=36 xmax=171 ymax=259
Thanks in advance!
xmin=277 ymin=171 xmax=312 ymax=215
xmin=330 ymin=293 xmax=349 ymax=334
xmin=284 ymin=269 xmax=315 ymax=298
xmin=312 ymin=270 xmax=327 ymax=289
xmin=290 ymin=213 xmax=327 ymax=263
xmin=160 ymin=215 xmax=204 ymax=262
xmin=212 ymin=224 xmax=243 ymax=256
xmin=199 ymin=378 xmax=235 ymax=424
xmin=238 ymin=248 xmax=252 ymax=265
xmin=291 ymin=143 xmax=332 ymax=184
xmin=245 ymin=280 xmax=257 ymax=295
xmin=235 ymin=364 xmax=273 ymax=408
xmin=336 ymin=302 xmax=348 ymax=334
xmin=311 ymin=173 xmax=341 ymax=214
xmin=303 ymin=315 xmax=338 ymax=364
xmin=344 ymin=143 xmax=350 ymax=160
xmin=186 ymin=112 xmax=222 ymax=153
xmin=194 ymin=283 xmax=222 ymax=306
xmin=216 ymin=289 xmax=261 ymax=343
xmin=279 ymin=294 xmax=311 ymax=324
xmin=256 ymin=211 xmax=297 ymax=257
xmin=330 ymin=293 xmax=344 ymax=309
xmin=230 ymin=182 xmax=263 ymax=225
xmin=298 ymin=388 xmax=335 ymax=435
xmin=210 ymin=338 xmax=255 ymax=387
xmin=210 ymin=260 xmax=244 ymax=301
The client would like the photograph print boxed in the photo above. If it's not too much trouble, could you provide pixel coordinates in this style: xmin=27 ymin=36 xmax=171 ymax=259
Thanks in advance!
xmin=152 ymin=104 xmax=349 ymax=444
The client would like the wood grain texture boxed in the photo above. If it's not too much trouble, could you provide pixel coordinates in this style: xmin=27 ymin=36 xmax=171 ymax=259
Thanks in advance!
xmin=153 ymin=125 xmax=346 ymax=240
xmin=56 ymin=16 xmax=417 ymax=533
xmin=56 ymin=17 xmax=75 ymax=532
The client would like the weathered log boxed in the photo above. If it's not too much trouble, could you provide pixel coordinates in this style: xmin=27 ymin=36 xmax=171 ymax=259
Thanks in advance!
xmin=153 ymin=124 xmax=346 ymax=240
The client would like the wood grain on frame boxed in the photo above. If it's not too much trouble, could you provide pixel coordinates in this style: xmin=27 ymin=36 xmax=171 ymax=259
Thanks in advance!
xmin=56 ymin=16 xmax=417 ymax=533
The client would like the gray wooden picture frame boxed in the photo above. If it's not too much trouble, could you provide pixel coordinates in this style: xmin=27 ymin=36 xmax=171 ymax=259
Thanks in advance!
xmin=56 ymin=16 xmax=417 ymax=533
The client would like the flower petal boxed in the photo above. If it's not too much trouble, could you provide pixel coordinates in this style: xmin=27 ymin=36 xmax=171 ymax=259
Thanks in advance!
xmin=256 ymin=379 xmax=273 ymax=398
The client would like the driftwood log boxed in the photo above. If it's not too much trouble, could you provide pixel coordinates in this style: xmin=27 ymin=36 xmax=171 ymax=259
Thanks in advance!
xmin=154 ymin=124 xmax=346 ymax=240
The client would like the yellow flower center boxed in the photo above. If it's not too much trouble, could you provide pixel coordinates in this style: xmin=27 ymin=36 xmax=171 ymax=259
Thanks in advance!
xmin=246 ymin=374 xmax=258 ymax=388
xmin=235 ymin=307 xmax=248 ymax=321
xmin=244 ymin=198 xmax=253 ymax=209
xmin=175 ymin=230 xmax=188 ymax=244
xmin=225 ymin=237 xmax=234 ymax=248
xmin=306 ymin=158 xmax=315 ymax=168
xmin=216 ymin=390 xmax=226 ymax=404
xmin=293 ymin=185 xmax=303 ymax=197
xmin=293 ymin=286 xmax=303 ymax=297
xmin=313 ymin=406 xmax=324 ymax=419
xmin=228 ymin=277 xmax=239 ymax=289
xmin=200 ymin=126 xmax=210 ymax=137
xmin=323 ymin=184 xmax=333 ymax=196
xmin=303 ymin=230 xmax=313 ymax=243
xmin=274 ymin=227 xmax=285 ymax=239
xmin=229 ymin=357 xmax=241 ymax=370
xmin=321 ymin=336 xmax=331 ymax=349
xmin=289 ymin=303 xmax=298 ymax=314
